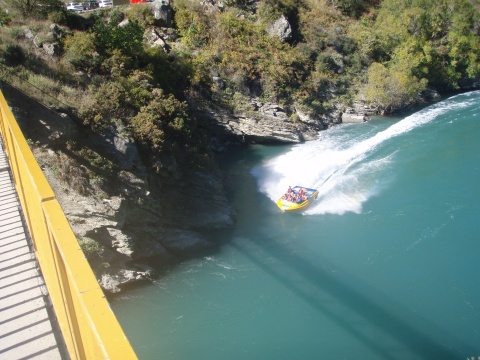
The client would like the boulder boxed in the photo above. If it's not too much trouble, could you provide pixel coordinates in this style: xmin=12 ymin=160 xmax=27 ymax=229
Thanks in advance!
xmin=341 ymin=108 xmax=367 ymax=124
xmin=118 ymin=18 xmax=129 ymax=27
xmin=99 ymin=266 xmax=156 ymax=293
xmin=420 ymin=87 xmax=442 ymax=101
xmin=145 ymin=27 xmax=172 ymax=52
xmin=342 ymin=113 xmax=367 ymax=123
xmin=267 ymin=15 xmax=292 ymax=42
xmin=212 ymin=76 xmax=225 ymax=90
xmin=457 ymin=76 xmax=480 ymax=90
xmin=152 ymin=3 xmax=173 ymax=26
xmin=87 ymin=132 xmax=143 ymax=171
xmin=42 ymin=42 xmax=59 ymax=56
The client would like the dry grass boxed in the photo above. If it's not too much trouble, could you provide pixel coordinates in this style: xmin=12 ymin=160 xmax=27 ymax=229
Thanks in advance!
xmin=49 ymin=151 xmax=91 ymax=195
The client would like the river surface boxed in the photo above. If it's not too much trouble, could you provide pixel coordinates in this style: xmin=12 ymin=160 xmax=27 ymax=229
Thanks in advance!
xmin=112 ymin=91 xmax=480 ymax=359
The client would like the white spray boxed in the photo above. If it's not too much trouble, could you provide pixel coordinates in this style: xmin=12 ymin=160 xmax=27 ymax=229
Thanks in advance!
xmin=251 ymin=94 xmax=477 ymax=215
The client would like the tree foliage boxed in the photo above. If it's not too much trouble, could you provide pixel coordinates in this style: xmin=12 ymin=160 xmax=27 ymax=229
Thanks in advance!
xmin=173 ymin=0 xmax=211 ymax=48
xmin=93 ymin=14 xmax=145 ymax=60
xmin=374 ymin=0 xmax=480 ymax=86
xmin=62 ymin=32 xmax=98 ymax=72
xmin=364 ymin=62 xmax=427 ymax=112
xmin=131 ymin=89 xmax=195 ymax=158
xmin=360 ymin=0 xmax=480 ymax=110
xmin=81 ymin=81 xmax=132 ymax=133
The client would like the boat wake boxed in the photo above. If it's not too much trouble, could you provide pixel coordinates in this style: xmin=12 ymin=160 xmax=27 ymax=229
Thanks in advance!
xmin=251 ymin=92 xmax=479 ymax=215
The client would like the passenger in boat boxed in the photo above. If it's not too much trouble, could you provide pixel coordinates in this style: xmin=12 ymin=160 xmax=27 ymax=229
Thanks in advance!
xmin=283 ymin=186 xmax=293 ymax=202
xmin=293 ymin=188 xmax=306 ymax=203
xmin=303 ymin=188 xmax=308 ymax=200
xmin=283 ymin=187 xmax=309 ymax=203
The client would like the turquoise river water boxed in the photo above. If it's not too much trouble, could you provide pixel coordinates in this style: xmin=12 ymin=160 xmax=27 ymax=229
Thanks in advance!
xmin=112 ymin=91 xmax=480 ymax=360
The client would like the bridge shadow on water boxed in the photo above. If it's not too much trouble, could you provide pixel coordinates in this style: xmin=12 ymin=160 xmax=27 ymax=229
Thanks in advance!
xmin=215 ymin=145 xmax=477 ymax=359
xmin=227 ymin=230 xmax=475 ymax=360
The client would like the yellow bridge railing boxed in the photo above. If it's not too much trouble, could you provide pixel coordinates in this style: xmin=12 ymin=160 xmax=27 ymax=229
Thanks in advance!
xmin=0 ymin=90 xmax=137 ymax=360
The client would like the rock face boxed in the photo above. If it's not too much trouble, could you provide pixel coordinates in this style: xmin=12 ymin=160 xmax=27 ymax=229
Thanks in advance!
xmin=145 ymin=26 xmax=175 ymax=53
xmin=152 ymin=2 xmax=173 ymax=27
xmin=341 ymin=111 xmax=367 ymax=124
xmin=87 ymin=132 xmax=142 ymax=171
xmin=194 ymin=98 xmax=329 ymax=144
xmin=267 ymin=15 xmax=292 ymax=42
xmin=340 ymin=100 xmax=378 ymax=123
xmin=2 ymin=83 xmax=235 ymax=294
xmin=24 ymin=24 xmax=69 ymax=58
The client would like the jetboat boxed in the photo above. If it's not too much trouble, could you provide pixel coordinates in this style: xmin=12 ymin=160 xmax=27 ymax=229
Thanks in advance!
xmin=277 ymin=186 xmax=319 ymax=213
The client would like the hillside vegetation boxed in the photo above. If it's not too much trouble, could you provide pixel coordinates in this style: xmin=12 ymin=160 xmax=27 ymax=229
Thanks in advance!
xmin=1 ymin=0 xmax=480 ymax=182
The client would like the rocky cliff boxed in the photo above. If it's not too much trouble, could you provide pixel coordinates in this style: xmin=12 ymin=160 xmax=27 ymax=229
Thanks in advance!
xmin=3 ymin=82 xmax=237 ymax=293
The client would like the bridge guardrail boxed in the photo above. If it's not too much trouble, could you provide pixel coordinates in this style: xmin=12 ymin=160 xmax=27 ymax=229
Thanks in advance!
xmin=0 ymin=90 xmax=137 ymax=360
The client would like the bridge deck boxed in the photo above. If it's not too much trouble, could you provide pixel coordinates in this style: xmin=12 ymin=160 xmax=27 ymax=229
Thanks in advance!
xmin=0 ymin=142 xmax=65 ymax=359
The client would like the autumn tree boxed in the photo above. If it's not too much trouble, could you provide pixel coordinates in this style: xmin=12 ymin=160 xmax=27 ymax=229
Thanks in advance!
xmin=363 ymin=62 xmax=427 ymax=113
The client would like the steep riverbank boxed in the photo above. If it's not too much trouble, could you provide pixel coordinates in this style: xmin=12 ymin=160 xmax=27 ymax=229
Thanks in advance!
xmin=2 ymin=82 xmax=237 ymax=293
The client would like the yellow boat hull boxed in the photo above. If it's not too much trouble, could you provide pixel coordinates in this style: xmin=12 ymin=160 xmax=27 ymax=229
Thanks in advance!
xmin=277 ymin=187 xmax=319 ymax=213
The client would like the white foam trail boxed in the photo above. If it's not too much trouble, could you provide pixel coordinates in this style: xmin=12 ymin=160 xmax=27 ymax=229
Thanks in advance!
xmin=252 ymin=93 xmax=479 ymax=215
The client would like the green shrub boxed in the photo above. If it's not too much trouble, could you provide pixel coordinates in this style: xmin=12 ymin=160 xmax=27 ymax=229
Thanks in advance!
xmin=130 ymin=88 xmax=193 ymax=155
xmin=62 ymin=31 xmax=98 ymax=72
xmin=173 ymin=0 xmax=211 ymax=48
xmin=93 ymin=14 xmax=145 ymax=59
xmin=79 ymin=237 xmax=101 ymax=255
xmin=125 ymin=3 xmax=155 ymax=28
xmin=81 ymin=81 xmax=131 ymax=132
xmin=331 ymin=0 xmax=369 ymax=18
xmin=290 ymin=113 xmax=300 ymax=123
xmin=0 ymin=9 xmax=12 ymax=26
xmin=362 ymin=62 xmax=427 ymax=112
xmin=257 ymin=0 xmax=297 ymax=23
xmin=124 ymin=70 xmax=154 ymax=109
xmin=48 ymin=10 xmax=68 ymax=25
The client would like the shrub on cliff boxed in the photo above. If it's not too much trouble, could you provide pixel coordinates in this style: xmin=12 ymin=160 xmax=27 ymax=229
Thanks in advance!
xmin=93 ymin=13 xmax=145 ymax=62
xmin=130 ymin=88 xmax=194 ymax=156
xmin=257 ymin=0 xmax=297 ymax=23
xmin=62 ymin=32 xmax=98 ymax=72
xmin=81 ymin=81 xmax=133 ymax=132
xmin=371 ymin=0 xmax=480 ymax=90
xmin=363 ymin=62 xmax=427 ymax=113
xmin=0 ymin=8 xmax=12 ymax=25
xmin=125 ymin=3 xmax=155 ymax=28
xmin=173 ymin=0 xmax=211 ymax=48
